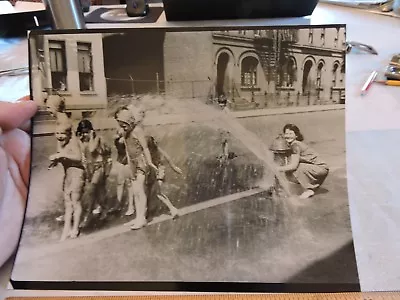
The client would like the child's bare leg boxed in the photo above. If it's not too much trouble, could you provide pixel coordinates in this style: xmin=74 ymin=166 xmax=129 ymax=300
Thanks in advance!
xmin=125 ymin=182 xmax=135 ymax=215
xmin=125 ymin=180 xmax=135 ymax=216
xmin=130 ymin=173 xmax=147 ymax=229
xmin=117 ymin=182 xmax=124 ymax=204
xmin=61 ymin=192 xmax=73 ymax=242
xmin=81 ymin=182 xmax=95 ymax=227
xmin=70 ymin=191 xmax=82 ymax=238
xmin=92 ymin=168 xmax=104 ymax=214
xmin=156 ymin=180 xmax=179 ymax=217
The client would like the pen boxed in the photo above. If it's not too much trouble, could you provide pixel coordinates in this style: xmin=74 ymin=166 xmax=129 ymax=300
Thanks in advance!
xmin=361 ymin=70 xmax=378 ymax=96
xmin=375 ymin=80 xmax=400 ymax=86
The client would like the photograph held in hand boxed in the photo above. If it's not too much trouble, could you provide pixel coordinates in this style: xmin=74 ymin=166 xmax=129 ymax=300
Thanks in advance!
xmin=11 ymin=25 xmax=359 ymax=292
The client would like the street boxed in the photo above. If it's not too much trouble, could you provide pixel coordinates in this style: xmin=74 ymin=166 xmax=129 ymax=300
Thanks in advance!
xmin=12 ymin=109 xmax=358 ymax=286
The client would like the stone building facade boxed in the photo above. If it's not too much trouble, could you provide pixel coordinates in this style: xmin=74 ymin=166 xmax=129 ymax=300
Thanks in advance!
xmin=163 ymin=27 xmax=346 ymax=108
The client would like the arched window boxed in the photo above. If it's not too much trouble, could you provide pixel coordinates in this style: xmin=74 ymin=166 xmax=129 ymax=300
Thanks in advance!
xmin=287 ymin=57 xmax=297 ymax=87
xmin=241 ymin=56 xmax=258 ymax=87
xmin=317 ymin=62 xmax=324 ymax=88
xmin=340 ymin=63 xmax=345 ymax=84
xmin=302 ymin=60 xmax=313 ymax=93
xmin=332 ymin=63 xmax=340 ymax=87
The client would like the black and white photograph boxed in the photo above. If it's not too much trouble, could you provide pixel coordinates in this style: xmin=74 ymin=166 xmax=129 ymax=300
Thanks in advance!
xmin=11 ymin=26 xmax=359 ymax=291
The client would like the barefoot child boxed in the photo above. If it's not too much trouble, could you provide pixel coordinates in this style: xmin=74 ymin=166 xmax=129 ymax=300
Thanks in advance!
xmin=114 ymin=105 xmax=157 ymax=230
xmin=113 ymin=127 xmax=134 ymax=215
xmin=147 ymin=136 xmax=182 ymax=218
xmin=49 ymin=123 xmax=85 ymax=241
xmin=77 ymin=120 xmax=112 ymax=227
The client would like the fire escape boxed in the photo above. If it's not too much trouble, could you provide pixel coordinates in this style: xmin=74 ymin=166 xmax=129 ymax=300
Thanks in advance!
xmin=253 ymin=29 xmax=298 ymax=86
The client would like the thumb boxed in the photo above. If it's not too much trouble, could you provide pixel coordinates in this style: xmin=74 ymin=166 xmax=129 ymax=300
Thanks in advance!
xmin=0 ymin=100 xmax=37 ymax=132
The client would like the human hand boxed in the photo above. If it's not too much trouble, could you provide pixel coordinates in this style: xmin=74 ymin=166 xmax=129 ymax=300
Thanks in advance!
xmin=117 ymin=128 xmax=125 ymax=137
xmin=49 ymin=153 xmax=60 ymax=162
xmin=0 ymin=97 xmax=37 ymax=267
xmin=90 ymin=130 xmax=96 ymax=140
xmin=172 ymin=166 xmax=183 ymax=175
xmin=149 ymin=163 xmax=158 ymax=172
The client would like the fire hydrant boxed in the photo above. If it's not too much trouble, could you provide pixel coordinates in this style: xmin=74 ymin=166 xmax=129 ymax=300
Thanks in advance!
xmin=269 ymin=134 xmax=291 ymax=166
xmin=269 ymin=134 xmax=291 ymax=193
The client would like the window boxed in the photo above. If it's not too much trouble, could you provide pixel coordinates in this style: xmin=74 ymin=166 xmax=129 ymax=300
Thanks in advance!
xmin=241 ymin=56 xmax=258 ymax=87
xmin=308 ymin=29 xmax=313 ymax=44
xmin=77 ymin=42 xmax=94 ymax=92
xmin=287 ymin=58 xmax=297 ymax=87
xmin=340 ymin=63 xmax=345 ymax=83
xmin=334 ymin=28 xmax=339 ymax=47
xmin=321 ymin=28 xmax=325 ymax=46
xmin=317 ymin=62 xmax=324 ymax=88
xmin=278 ymin=57 xmax=297 ymax=87
xmin=49 ymin=40 xmax=67 ymax=91
xmin=332 ymin=63 xmax=339 ymax=87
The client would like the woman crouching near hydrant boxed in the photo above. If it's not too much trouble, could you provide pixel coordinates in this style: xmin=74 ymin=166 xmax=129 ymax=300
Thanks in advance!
xmin=277 ymin=124 xmax=329 ymax=199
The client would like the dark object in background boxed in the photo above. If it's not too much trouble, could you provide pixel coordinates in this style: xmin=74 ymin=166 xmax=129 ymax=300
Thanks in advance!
xmin=0 ymin=9 xmax=50 ymax=37
xmin=385 ymin=54 xmax=400 ymax=80
xmin=125 ymin=0 xmax=149 ymax=17
xmin=42 ymin=0 xmax=86 ymax=29
xmin=162 ymin=0 xmax=319 ymax=21
xmin=85 ymin=6 xmax=163 ymax=23
xmin=79 ymin=0 xmax=91 ymax=12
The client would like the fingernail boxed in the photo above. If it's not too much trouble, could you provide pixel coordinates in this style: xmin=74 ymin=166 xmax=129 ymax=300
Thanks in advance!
xmin=16 ymin=96 xmax=32 ymax=102
xmin=16 ymin=100 xmax=37 ymax=108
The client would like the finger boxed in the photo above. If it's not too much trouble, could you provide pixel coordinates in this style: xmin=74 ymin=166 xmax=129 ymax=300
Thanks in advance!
xmin=0 ymin=129 xmax=31 ymax=187
xmin=17 ymin=96 xmax=35 ymax=132
xmin=0 ymin=147 xmax=7 ymax=205
xmin=0 ymin=101 xmax=37 ymax=132
xmin=0 ymin=164 xmax=26 ymax=267
xmin=17 ymin=95 xmax=31 ymax=102
xmin=19 ymin=120 xmax=32 ymax=133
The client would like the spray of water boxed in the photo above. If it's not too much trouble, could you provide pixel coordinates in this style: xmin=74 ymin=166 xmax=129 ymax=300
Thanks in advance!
xmin=130 ymin=94 xmax=293 ymax=198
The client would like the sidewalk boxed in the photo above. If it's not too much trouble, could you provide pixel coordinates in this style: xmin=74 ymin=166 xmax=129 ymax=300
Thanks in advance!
xmin=232 ymin=104 xmax=345 ymax=118
xmin=33 ymin=104 xmax=345 ymax=136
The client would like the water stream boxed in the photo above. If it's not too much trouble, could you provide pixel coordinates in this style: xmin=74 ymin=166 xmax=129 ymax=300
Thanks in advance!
xmin=136 ymin=95 xmax=293 ymax=197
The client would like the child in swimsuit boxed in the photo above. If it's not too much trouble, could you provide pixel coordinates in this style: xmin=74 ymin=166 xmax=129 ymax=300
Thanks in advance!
xmin=147 ymin=136 xmax=182 ymax=219
xmin=114 ymin=105 xmax=157 ymax=230
xmin=49 ymin=123 xmax=85 ymax=241
xmin=113 ymin=127 xmax=134 ymax=215
xmin=77 ymin=120 xmax=112 ymax=227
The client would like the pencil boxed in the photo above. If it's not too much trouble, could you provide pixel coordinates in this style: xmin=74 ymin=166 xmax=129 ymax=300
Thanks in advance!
xmin=375 ymin=80 xmax=400 ymax=86
xmin=361 ymin=70 xmax=378 ymax=96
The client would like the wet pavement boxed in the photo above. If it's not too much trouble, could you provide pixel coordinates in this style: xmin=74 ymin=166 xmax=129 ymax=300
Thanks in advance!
xmin=12 ymin=109 xmax=358 ymax=286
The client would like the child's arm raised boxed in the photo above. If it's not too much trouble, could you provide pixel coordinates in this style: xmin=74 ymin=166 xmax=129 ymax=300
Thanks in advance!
xmin=158 ymin=146 xmax=182 ymax=174
xmin=134 ymin=127 xmax=157 ymax=171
